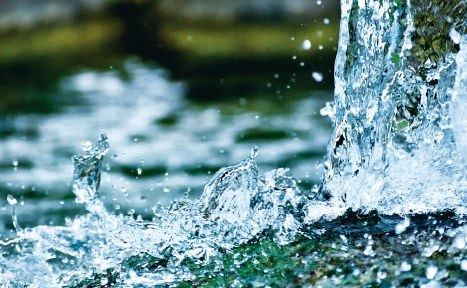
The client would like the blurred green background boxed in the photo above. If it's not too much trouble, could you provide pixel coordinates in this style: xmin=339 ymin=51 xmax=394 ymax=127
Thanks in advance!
xmin=0 ymin=0 xmax=340 ymax=234
xmin=0 ymin=0 xmax=339 ymax=113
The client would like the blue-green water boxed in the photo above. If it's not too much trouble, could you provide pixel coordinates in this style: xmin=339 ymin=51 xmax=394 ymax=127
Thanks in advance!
xmin=1 ymin=0 xmax=467 ymax=287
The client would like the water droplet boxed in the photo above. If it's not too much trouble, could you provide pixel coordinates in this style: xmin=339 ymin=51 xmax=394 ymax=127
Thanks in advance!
xmin=302 ymin=39 xmax=311 ymax=50
xmin=292 ymin=55 xmax=296 ymax=59
xmin=121 ymin=187 xmax=126 ymax=193
xmin=291 ymin=37 xmax=294 ymax=40
xmin=7 ymin=194 xmax=17 ymax=205
xmin=426 ymin=265 xmax=438 ymax=279
xmin=300 ymin=62 xmax=305 ymax=66
xmin=12 ymin=160 xmax=18 ymax=167
xmin=400 ymin=261 xmax=411 ymax=271
xmin=274 ymin=74 xmax=279 ymax=78
xmin=318 ymin=45 xmax=323 ymax=50
xmin=140 ymin=158 xmax=144 ymax=163
xmin=450 ymin=28 xmax=461 ymax=44
xmin=312 ymin=72 xmax=323 ymax=82
xmin=317 ymin=31 xmax=323 ymax=37
xmin=80 ymin=141 xmax=93 ymax=151
xmin=251 ymin=146 xmax=259 ymax=158
xmin=114 ymin=205 xmax=120 ymax=210
xmin=461 ymin=260 xmax=467 ymax=271
xmin=163 ymin=187 xmax=170 ymax=193
xmin=137 ymin=168 xmax=142 ymax=175
xmin=113 ymin=154 xmax=118 ymax=159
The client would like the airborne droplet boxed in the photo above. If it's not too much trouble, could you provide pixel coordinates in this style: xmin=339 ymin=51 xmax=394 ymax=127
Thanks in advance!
xmin=251 ymin=146 xmax=259 ymax=158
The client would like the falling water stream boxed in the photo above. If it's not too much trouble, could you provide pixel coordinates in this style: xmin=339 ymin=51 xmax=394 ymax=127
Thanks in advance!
xmin=2 ymin=0 xmax=467 ymax=287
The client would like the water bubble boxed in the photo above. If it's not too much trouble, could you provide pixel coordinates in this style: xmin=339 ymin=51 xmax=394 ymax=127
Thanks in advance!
xmin=137 ymin=168 xmax=142 ymax=175
xmin=302 ymin=40 xmax=312 ymax=50
xmin=318 ymin=45 xmax=323 ymax=50
xmin=12 ymin=160 xmax=18 ymax=167
xmin=317 ymin=0 xmax=322 ymax=4
xmin=163 ymin=187 xmax=170 ymax=193
xmin=274 ymin=74 xmax=279 ymax=78
xmin=324 ymin=18 xmax=330 ymax=24
xmin=114 ymin=205 xmax=120 ymax=210
xmin=317 ymin=31 xmax=323 ymax=37
xmin=291 ymin=37 xmax=294 ymax=40
xmin=121 ymin=187 xmax=126 ymax=193
xmin=7 ymin=194 xmax=17 ymax=205
xmin=312 ymin=72 xmax=323 ymax=82
xmin=140 ymin=158 xmax=144 ymax=163
xmin=300 ymin=62 xmax=305 ymax=66
xmin=292 ymin=55 xmax=296 ymax=59
xmin=239 ymin=98 xmax=247 ymax=106
xmin=251 ymin=146 xmax=259 ymax=158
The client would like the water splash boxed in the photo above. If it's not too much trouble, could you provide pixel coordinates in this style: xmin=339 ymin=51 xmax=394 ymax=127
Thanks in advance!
xmin=72 ymin=134 xmax=109 ymax=215
xmin=1 ymin=0 xmax=467 ymax=286
xmin=0 ymin=136 xmax=305 ymax=286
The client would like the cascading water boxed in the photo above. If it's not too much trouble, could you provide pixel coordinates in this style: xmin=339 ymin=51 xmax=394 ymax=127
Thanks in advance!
xmin=320 ymin=0 xmax=467 ymax=215
xmin=1 ymin=0 xmax=467 ymax=287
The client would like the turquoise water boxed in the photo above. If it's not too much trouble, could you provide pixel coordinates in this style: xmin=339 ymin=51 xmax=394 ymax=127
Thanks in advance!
xmin=1 ymin=0 xmax=467 ymax=287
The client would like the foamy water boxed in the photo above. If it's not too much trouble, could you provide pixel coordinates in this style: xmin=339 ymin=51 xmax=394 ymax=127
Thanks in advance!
xmin=1 ymin=0 xmax=467 ymax=286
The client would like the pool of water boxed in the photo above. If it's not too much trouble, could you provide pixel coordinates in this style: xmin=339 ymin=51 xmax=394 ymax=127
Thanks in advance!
xmin=0 ymin=57 xmax=334 ymax=236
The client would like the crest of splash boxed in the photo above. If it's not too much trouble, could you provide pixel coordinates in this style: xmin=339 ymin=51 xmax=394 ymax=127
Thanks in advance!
xmin=318 ymin=0 xmax=467 ymax=215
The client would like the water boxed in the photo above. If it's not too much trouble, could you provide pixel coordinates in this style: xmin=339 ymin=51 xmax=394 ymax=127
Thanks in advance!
xmin=1 ymin=0 xmax=467 ymax=287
